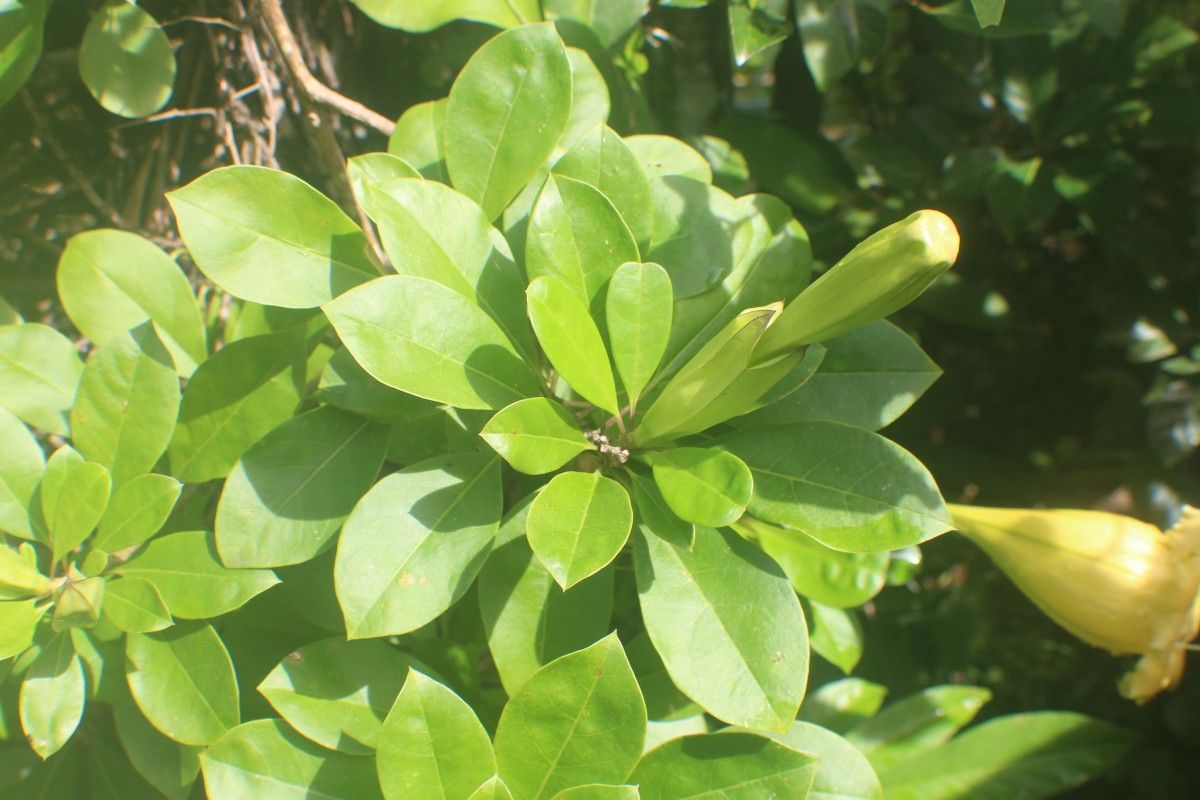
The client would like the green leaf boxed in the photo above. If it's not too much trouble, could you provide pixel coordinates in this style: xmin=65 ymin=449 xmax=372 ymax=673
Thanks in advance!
xmin=351 ymin=0 xmax=541 ymax=31
xmin=762 ymin=721 xmax=882 ymax=800
xmin=878 ymin=712 xmax=1134 ymax=800
xmin=347 ymin=153 xmax=421 ymax=216
xmin=19 ymin=633 xmax=85 ymax=759
xmin=70 ymin=321 xmax=180 ymax=488
xmin=388 ymin=98 xmax=448 ymax=182
xmin=554 ymin=125 xmax=652 ymax=253
xmin=606 ymin=262 xmax=672 ymax=411
xmin=336 ymin=453 xmax=502 ymax=638
xmin=0 ymin=406 xmax=45 ymax=539
xmin=494 ymin=633 xmax=646 ymax=800
xmin=805 ymin=599 xmax=863 ymax=674
xmin=551 ymin=786 xmax=641 ymax=800
xmin=0 ymin=0 xmax=47 ymax=110
xmin=729 ymin=0 xmax=792 ymax=66
xmin=846 ymin=685 xmax=992 ymax=773
xmin=102 ymin=577 xmax=173 ymax=633
xmin=735 ymin=321 xmax=940 ymax=432
xmin=794 ymin=1 xmax=890 ymax=91
xmin=126 ymin=622 xmax=239 ymax=745
xmin=626 ymin=633 xmax=700 ymax=722
xmin=527 ymin=174 xmax=641 ymax=309
xmin=527 ymin=276 xmax=620 ymax=415
xmin=649 ymin=448 xmax=752 ymax=528
xmin=114 ymin=704 xmax=202 ymax=800
xmin=168 ymin=165 xmax=377 ymax=308
xmin=797 ymin=677 xmax=887 ymax=733
xmin=527 ymin=471 xmax=633 ymax=589
xmin=78 ymin=0 xmax=175 ymax=118
xmin=631 ymin=732 xmax=818 ymax=799
xmin=377 ymin=669 xmax=497 ymax=800
xmin=629 ymin=472 xmax=694 ymax=550
xmin=624 ymin=136 xmax=713 ymax=183
xmin=215 ymin=406 xmax=388 ymax=568
xmin=557 ymin=49 xmax=612 ymax=157
xmin=57 ymin=229 xmax=206 ymax=376
xmin=647 ymin=176 xmax=742 ymax=300
xmin=481 ymin=398 xmax=594 ymax=475
xmin=736 ymin=516 xmax=889 ymax=608
xmin=633 ymin=525 xmax=807 ymax=730
xmin=258 ymin=637 xmax=417 ymax=754
xmin=168 ymin=329 xmax=306 ymax=483
xmin=445 ymin=23 xmax=572 ymax=221
xmin=478 ymin=496 xmax=615 ymax=694
xmin=318 ymin=346 xmax=435 ymax=423
xmin=92 ymin=473 xmax=180 ymax=552
xmin=39 ymin=447 xmax=111 ymax=564
xmin=117 ymin=530 xmax=279 ymax=618
xmin=984 ymin=156 xmax=1061 ymax=239
xmin=0 ymin=322 xmax=84 ymax=435
xmin=469 ymin=776 xmax=516 ymax=800
xmin=689 ymin=135 xmax=750 ymax=195
xmin=366 ymin=179 xmax=534 ymax=362
xmin=200 ymin=718 xmax=385 ymax=799
xmin=0 ymin=542 xmax=49 ymax=599
xmin=324 ymin=274 xmax=539 ymax=410
xmin=969 ymin=0 xmax=1006 ymax=27
xmin=716 ymin=422 xmax=953 ymax=552
xmin=0 ymin=598 xmax=48 ymax=659
xmin=544 ymin=0 xmax=647 ymax=49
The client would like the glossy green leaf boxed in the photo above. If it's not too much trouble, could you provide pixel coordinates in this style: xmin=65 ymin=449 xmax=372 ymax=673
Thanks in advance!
xmin=494 ymin=633 xmax=646 ymax=800
xmin=557 ymin=48 xmax=611 ymax=157
xmin=0 ymin=323 xmax=84 ymax=435
xmin=794 ymin=0 xmax=890 ymax=91
xmin=717 ymin=422 xmax=953 ymax=552
xmin=633 ymin=525 xmax=807 ymax=730
xmin=325 ymin=274 xmax=539 ymax=410
xmin=649 ymin=448 xmax=752 ymax=528
xmin=57 ymin=229 xmax=206 ymax=375
xmin=629 ymin=472 xmax=694 ymax=550
xmin=92 ymin=473 xmax=180 ymax=552
xmin=215 ymin=406 xmax=388 ymax=568
xmin=545 ymin=0 xmax=646 ymax=49
xmin=0 ymin=542 xmax=48 ymax=599
xmin=552 ymin=785 xmax=641 ymax=800
xmin=114 ymin=704 xmax=203 ymax=800
xmin=79 ymin=0 xmax=175 ymax=118
xmin=736 ymin=517 xmax=889 ymax=607
xmin=606 ymin=262 xmax=672 ymax=410
xmin=624 ymin=136 xmax=713 ymax=183
xmin=527 ymin=174 xmax=641 ymax=308
xmin=19 ymin=633 xmax=85 ymax=759
xmin=318 ymin=346 xmax=435 ymax=424
xmin=690 ymin=135 xmax=750 ymax=194
xmin=102 ymin=577 xmax=173 ymax=633
xmin=527 ymin=471 xmax=632 ymax=589
xmin=200 ymin=718 xmax=385 ymax=799
xmin=168 ymin=165 xmax=377 ymax=308
xmin=729 ymin=0 xmax=792 ymax=65
xmin=527 ymin=276 xmax=620 ymax=415
xmin=626 ymin=633 xmax=700 ymax=722
xmin=478 ymin=497 xmax=615 ymax=694
xmin=168 ymin=329 xmax=306 ymax=483
xmin=878 ymin=712 xmax=1134 ymax=800
xmin=970 ymin=0 xmax=1006 ymax=28
xmin=70 ymin=322 xmax=180 ymax=488
xmin=377 ymin=669 xmax=496 ymax=800
xmin=806 ymin=599 xmax=863 ymax=674
xmin=348 ymin=152 xmax=421 ymax=216
xmin=445 ymin=23 xmax=571 ymax=220
xmin=126 ymin=622 xmax=239 ymax=745
xmin=631 ymin=732 xmax=818 ymax=799
xmin=388 ymin=98 xmax=448 ymax=181
xmin=763 ymin=721 xmax=882 ymax=800
xmin=846 ymin=685 xmax=992 ymax=773
xmin=258 ymin=637 xmax=417 ymax=755
xmin=469 ymin=776 xmax=516 ymax=800
xmin=736 ymin=321 xmax=940 ymax=432
xmin=0 ymin=598 xmax=48 ymax=659
xmin=366 ymin=179 xmax=534 ymax=362
xmin=797 ymin=677 xmax=888 ymax=733
xmin=647 ymin=176 xmax=742 ymax=300
xmin=117 ymin=530 xmax=279 ymax=618
xmin=0 ymin=406 xmax=44 ymax=538
xmin=0 ymin=0 xmax=47 ymax=110
xmin=984 ymin=155 xmax=1061 ymax=239
xmin=481 ymin=398 xmax=593 ymax=474
xmin=336 ymin=453 xmax=502 ymax=638
xmin=554 ymin=125 xmax=651 ymax=252
xmin=351 ymin=0 xmax=541 ymax=31
xmin=39 ymin=448 xmax=110 ymax=564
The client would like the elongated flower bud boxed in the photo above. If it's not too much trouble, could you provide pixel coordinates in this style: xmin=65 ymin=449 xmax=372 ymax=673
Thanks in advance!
xmin=949 ymin=503 xmax=1200 ymax=702
xmin=754 ymin=210 xmax=959 ymax=362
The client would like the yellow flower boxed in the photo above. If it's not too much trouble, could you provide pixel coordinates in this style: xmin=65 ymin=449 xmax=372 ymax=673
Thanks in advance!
xmin=948 ymin=503 xmax=1200 ymax=702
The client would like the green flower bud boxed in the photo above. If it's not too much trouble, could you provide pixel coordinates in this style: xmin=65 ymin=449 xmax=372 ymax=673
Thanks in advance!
xmin=51 ymin=569 xmax=106 ymax=632
xmin=754 ymin=209 xmax=959 ymax=362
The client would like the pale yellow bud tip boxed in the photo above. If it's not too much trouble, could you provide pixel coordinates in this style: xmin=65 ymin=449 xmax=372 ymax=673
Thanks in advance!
xmin=911 ymin=209 xmax=960 ymax=268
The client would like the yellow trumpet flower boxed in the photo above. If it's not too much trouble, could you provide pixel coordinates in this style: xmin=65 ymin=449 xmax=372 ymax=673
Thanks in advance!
xmin=948 ymin=503 xmax=1200 ymax=702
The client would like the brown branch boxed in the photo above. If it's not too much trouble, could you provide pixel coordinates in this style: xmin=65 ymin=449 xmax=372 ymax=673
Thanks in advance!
xmin=256 ymin=0 xmax=395 ymax=136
